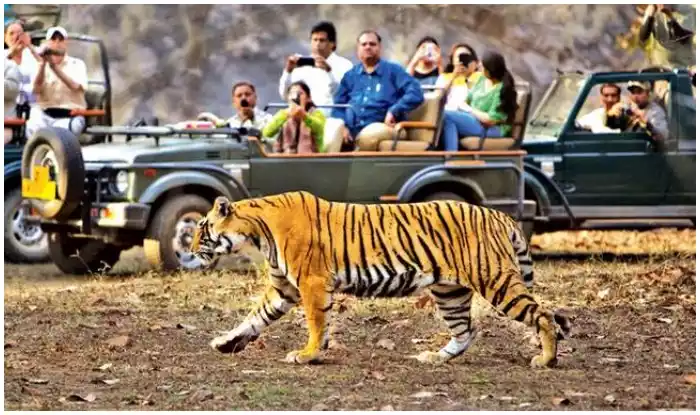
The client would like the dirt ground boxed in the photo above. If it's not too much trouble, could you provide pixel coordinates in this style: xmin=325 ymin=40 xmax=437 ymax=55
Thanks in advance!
xmin=4 ymin=229 xmax=696 ymax=411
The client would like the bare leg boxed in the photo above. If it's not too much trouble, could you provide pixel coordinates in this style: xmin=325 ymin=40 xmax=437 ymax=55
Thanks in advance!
xmin=210 ymin=275 xmax=299 ymax=354
xmin=285 ymin=275 xmax=332 ymax=364
xmin=414 ymin=283 xmax=478 ymax=364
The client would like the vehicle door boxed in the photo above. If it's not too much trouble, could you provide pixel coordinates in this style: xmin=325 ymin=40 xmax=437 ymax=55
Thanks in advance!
xmin=662 ymin=77 xmax=696 ymax=208
xmin=559 ymin=76 xmax=668 ymax=208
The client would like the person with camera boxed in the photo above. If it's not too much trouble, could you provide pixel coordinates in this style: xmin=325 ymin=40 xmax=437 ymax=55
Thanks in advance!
xmin=332 ymin=30 xmax=424 ymax=151
xmin=27 ymin=26 xmax=89 ymax=139
xmin=406 ymin=36 xmax=443 ymax=86
xmin=262 ymin=81 xmax=326 ymax=154
xmin=278 ymin=21 xmax=353 ymax=114
xmin=435 ymin=43 xmax=482 ymax=112
xmin=199 ymin=81 xmax=272 ymax=131
xmin=4 ymin=20 xmax=41 ymax=142
xmin=608 ymin=80 xmax=669 ymax=143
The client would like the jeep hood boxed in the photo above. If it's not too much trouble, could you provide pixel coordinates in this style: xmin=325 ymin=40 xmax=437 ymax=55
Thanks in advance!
xmin=80 ymin=137 xmax=245 ymax=164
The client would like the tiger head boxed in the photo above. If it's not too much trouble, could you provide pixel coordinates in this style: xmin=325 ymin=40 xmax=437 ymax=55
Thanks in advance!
xmin=189 ymin=196 xmax=258 ymax=269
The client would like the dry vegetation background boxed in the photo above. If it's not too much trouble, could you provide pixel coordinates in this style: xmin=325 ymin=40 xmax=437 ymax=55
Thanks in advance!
xmin=15 ymin=4 xmax=646 ymax=124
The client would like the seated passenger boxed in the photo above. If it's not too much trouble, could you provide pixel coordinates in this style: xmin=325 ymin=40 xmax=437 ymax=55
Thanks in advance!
xmin=435 ymin=43 xmax=481 ymax=111
xmin=332 ymin=30 xmax=424 ymax=151
xmin=610 ymin=80 xmax=669 ymax=143
xmin=5 ymin=20 xmax=40 ymax=115
xmin=439 ymin=50 xmax=517 ymax=151
xmin=576 ymin=83 xmax=622 ymax=133
xmin=406 ymin=36 xmax=442 ymax=86
xmin=262 ymin=81 xmax=326 ymax=154
xmin=27 ymin=26 xmax=88 ymax=138
xmin=199 ymin=81 xmax=272 ymax=131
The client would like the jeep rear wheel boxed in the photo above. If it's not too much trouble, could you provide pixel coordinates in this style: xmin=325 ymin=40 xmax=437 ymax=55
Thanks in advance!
xmin=21 ymin=127 xmax=85 ymax=221
xmin=423 ymin=191 xmax=466 ymax=202
xmin=144 ymin=194 xmax=217 ymax=271
xmin=48 ymin=232 xmax=122 ymax=275
xmin=4 ymin=188 xmax=49 ymax=263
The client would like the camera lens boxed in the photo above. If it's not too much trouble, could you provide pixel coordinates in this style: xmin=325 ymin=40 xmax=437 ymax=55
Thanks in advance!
xmin=240 ymin=98 xmax=250 ymax=108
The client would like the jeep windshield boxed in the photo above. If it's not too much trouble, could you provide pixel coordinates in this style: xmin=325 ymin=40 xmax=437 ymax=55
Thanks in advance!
xmin=524 ymin=73 xmax=589 ymax=140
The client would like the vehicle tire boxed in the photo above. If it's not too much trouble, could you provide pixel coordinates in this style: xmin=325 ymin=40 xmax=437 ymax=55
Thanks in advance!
xmin=21 ymin=127 xmax=85 ymax=221
xmin=423 ymin=191 xmax=466 ymax=202
xmin=4 ymin=187 xmax=50 ymax=263
xmin=143 ymin=194 xmax=218 ymax=272
xmin=47 ymin=232 xmax=122 ymax=275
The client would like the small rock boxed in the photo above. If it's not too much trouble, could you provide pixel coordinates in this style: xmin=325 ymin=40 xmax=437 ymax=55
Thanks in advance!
xmin=380 ymin=404 xmax=395 ymax=411
xmin=411 ymin=391 xmax=447 ymax=399
xmin=663 ymin=364 xmax=680 ymax=370
xmin=105 ymin=335 xmax=131 ymax=349
xmin=95 ymin=363 xmax=113 ymax=371
xmin=176 ymin=323 xmax=197 ymax=332
xmin=312 ymin=403 xmax=329 ymax=411
xmin=604 ymin=394 xmax=616 ymax=403
xmin=376 ymin=339 xmax=395 ymax=351
xmin=64 ymin=393 xmax=97 ymax=402
xmin=519 ymin=402 xmax=532 ymax=408
xmin=411 ymin=338 xmax=427 ymax=344
xmin=4 ymin=340 xmax=17 ymax=349
xmin=189 ymin=389 xmax=214 ymax=402
xmin=655 ymin=317 xmax=673 ymax=324
xmin=371 ymin=371 xmax=386 ymax=381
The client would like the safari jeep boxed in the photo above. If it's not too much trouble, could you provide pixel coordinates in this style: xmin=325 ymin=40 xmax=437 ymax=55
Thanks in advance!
xmin=20 ymin=102 xmax=536 ymax=275
xmin=4 ymin=30 xmax=113 ymax=263
xmin=520 ymin=67 xmax=696 ymax=234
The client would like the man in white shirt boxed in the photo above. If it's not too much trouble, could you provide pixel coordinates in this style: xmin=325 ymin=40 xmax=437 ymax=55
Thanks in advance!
xmin=278 ymin=21 xmax=353 ymax=114
xmin=27 ymin=26 xmax=89 ymax=139
xmin=199 ymin=81 xmax=272 ymax=131
xmin=576 ymin=83 xmax=622 ymax=133
xmin=4 ymin=20 xmax=41 ymax=142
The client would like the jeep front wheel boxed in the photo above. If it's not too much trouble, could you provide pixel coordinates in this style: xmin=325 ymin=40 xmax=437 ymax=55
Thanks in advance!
xmin=143 ymin=194 xmax=217 ymax=271
xmin=4 ymin=188 xmax=49 ymax=263
xmin=48 ymin=232 xmax=123 ymax=275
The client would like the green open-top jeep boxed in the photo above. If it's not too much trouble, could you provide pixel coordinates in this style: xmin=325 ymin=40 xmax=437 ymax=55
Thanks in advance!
xmin=20 ymin=117 xmax=536 ymax=275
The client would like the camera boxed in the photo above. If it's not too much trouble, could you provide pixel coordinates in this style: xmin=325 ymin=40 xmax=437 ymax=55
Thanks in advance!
xmin=290 ymin=91 xmax=301 ymax=106
xmin=39 ymin=46 xmax=64 ymax=58
xmin=458 ymin=52 xmax=476 ymax=67
xmin=240 ymin=98 xmax=250 ymax=108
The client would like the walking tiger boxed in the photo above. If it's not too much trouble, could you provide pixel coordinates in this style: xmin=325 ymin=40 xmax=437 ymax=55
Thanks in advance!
xmin=190 ymin=191 xmax=571 ymax=367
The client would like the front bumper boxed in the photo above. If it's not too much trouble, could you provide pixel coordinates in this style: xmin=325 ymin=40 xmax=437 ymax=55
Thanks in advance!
xmin=27 ymin=202 xmax=151 ymax=231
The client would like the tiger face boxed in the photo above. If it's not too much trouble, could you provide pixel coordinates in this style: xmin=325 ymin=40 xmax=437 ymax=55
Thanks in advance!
xmin=190 ymin=196 xmax=254 ymax=268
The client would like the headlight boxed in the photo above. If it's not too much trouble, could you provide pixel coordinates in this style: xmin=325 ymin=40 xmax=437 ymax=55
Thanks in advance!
xmin=114 ymin=170 xmax=129 ymax=194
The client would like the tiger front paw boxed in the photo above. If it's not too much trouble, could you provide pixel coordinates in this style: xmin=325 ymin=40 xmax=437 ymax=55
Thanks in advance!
xmin=530 ymin=354 xmax=557 ymax=368
xmin=284 ymin=349 xmax=321 ymax=364
xmin=210 ymin=333 xmax=257 ymax=354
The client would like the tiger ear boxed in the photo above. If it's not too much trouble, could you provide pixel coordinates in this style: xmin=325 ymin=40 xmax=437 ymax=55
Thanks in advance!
xmin=214 ymin=196 xmax=231 ymax=218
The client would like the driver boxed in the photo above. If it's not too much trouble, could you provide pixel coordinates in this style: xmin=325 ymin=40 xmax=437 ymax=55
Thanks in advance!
xmin=26 ymin=26 xmax=89 ymax=139
xmin=576 ymin=83 xmax=623 ymax=133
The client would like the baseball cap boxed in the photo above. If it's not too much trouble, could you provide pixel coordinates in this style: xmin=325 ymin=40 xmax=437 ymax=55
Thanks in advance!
xmin=627 ymin=80 xmax=651 ymax=91
xmin=45 ymin=26 xmax=67 ymax=40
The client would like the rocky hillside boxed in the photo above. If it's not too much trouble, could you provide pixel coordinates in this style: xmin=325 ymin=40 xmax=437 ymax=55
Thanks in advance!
xmin=16 ymin=4 xmax=647 ymax=124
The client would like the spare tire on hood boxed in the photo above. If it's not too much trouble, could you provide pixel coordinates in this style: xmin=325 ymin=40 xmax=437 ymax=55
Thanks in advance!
xmin=21 ymin=127 xmax=85 ymax=221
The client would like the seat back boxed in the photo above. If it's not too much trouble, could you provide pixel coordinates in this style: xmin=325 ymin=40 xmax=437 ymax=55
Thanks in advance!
xmin=511 ymin=80 xmax=532 ymax=142
xmin=404 ymin=87 xmax=447 ymax=144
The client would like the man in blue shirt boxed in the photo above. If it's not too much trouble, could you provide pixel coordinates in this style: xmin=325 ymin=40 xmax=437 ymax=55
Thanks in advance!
xmin=332 ymin=30 xmax=424 ymax=150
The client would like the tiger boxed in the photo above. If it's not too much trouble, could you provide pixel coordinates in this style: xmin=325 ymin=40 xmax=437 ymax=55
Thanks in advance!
xmin=190 ymin=190 xmax=571 ymax=368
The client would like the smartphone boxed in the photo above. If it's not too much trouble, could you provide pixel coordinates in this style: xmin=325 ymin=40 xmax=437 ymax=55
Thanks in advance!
xmin=458 ymin=53 xmax=475 ymax=67
xmin=296 ymin=56 xmax=316 ymax=67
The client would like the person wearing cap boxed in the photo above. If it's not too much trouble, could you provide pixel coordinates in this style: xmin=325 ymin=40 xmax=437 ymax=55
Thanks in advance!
xmin=609 ymin=80 xmax=669 ymax=143
xmin=27 ymin=26 xmax=89 ymax=139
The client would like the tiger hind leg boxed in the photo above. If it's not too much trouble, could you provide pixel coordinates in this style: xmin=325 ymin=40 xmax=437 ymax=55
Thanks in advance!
xmin=486 ymin=269 xmax=561 ymax=368
xmin=413 ymin=283 xmax=478 ymax=364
